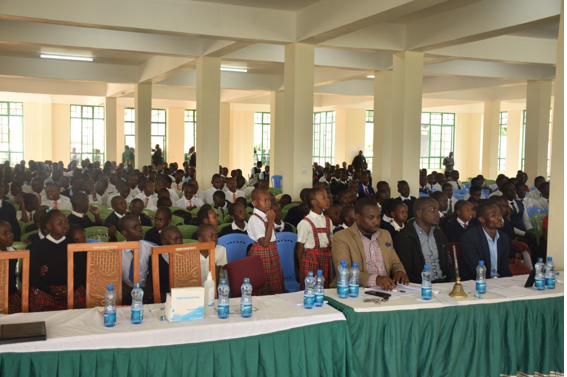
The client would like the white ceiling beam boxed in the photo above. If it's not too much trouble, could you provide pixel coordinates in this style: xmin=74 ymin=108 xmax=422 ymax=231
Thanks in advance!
xmin=313 ymin=67 xmax=368 ymax=87
xmin=138 ymin=56 xmax=195 ymax=83
xmin=317 ymin=23 xmax=406 ymax=53
xmin=315 ymin=48 xmax=392 ymax=70
xmin=0 ymin=76 xmax=106 ymax=96
xmin=423 ymin=83 xmax=529 ymax=102
xmin=423 ymin=60 xmax=556 ymax=80
xmin=406 ymin=0 xmax=561 ymax=51
xmin=422 ymin=76 xmax=523 ymax=95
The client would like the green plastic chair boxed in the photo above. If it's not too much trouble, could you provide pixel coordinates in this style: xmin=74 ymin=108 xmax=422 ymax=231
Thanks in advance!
xmin=84 ymin=226 xmax=111 ymax=242
xmin=282 ymin=210 xmax=288 ymax=220
xmin=484 ymin=180 xmax=496 ymax=186
xmin=283 ymin=203 xmax=299 ymax=211
xmin=287 ymin=222 xmax=297 ymax=234
xmin=21 ymin=230 xmax=39 ymax=242
xmin=60 ymin=210 xmax=72 ymax=216
xmin=245 ymin=195 xmax=251 ymax=202
xmin=11 ymin=242 xmax=27 ymax=251
xmin=142 ymin=226 xmax=152 ymax=237
xmin=116 ymin=232 xmax=126 ymax=242
xmin=177 ymin=225 xmax=198 ymax=239
xmin=246 ymin=207 xmax=254 ymax=214
xmin=531 ymin=213 xmax=546 ymax=231
xmin=19 ymin=220 xmax=32 ymax=235
xmin=224 ymin=214 xmax=232 ymax=223
xmin=217 ymin=223 xmax=231 ymax=234
xmin=6 ymin=200 xmax=20 ymax=211
xmin=142 ymin=209 xmax=155 ymax=218
xmin=170 ymin=207 xmax=190 ymax=214
xmin=268 ymin=188 xmax=282 ymax=195
xmin=171 ymin=215 xmax=185 ymax=226
xmin=190 ymin=207 xmax=201 ymax=215
xmin=183 ymin=239 xmax=199 ymax=244
xmin=213 ymin=208 xmax=224 ymax=223
xmin=88 ymin=203 xmax=109 ymax=210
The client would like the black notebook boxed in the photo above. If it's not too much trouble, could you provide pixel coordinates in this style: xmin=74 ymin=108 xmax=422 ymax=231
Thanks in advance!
xmin=0 ymin=321 xmax=47 ymax=345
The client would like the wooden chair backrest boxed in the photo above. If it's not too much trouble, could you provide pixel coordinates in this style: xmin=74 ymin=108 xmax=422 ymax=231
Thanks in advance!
xmin=67 ymin=241 xmax=140 ymax=309
xmin=0 ymin=251 xmax=29 ymax=314
xmin=151 ymin=241 xmax=216 ymax=304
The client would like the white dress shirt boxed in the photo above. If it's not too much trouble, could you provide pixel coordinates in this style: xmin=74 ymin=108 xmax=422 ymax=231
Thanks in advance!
xmin=175 ymin=196 xmax=204 ymax=209
xmin=223 ymin=189 xmax=246 ymax=203
xmin=16 ymin=210 xmax=35 ymax=221
xmin=41 ymin=196 xmax=73 ymax=210
xmin=526 ymin=188 xmax=542 ymax=200
xmin=167 ymin=188 xmax=180 ymax=203
xmin=247 ymin=208 xmax=276 ymax=242
xmin=204 ymin=187 xmax=223 ymax=205
xmin=508 ymin=200 xmax=533 ymax=236
xmin=134 ymin=192 xmax=158 ymax=211
xmin=121 ymin=240 xmax=153 ymax=288
xmin=297 ymin=210 xmax=330 ymax=249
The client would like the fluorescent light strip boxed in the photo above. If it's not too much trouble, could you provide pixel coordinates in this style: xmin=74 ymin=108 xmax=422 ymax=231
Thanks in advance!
xmin=367 ymin=75 xmax=375 ymax=78
xmin=220 ymin=67 xmax=247 ymax=73
xmin=40 ymin=54 xmax=93 ymax=62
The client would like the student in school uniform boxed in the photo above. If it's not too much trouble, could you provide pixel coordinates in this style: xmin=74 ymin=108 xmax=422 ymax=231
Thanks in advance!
xmin=432 ymin=173 xmax=444 ymax=191
xmin=325 ymin=204 xmax=342 ymax=231
xmin=190 ymin=206 xmax=220 ymax=239
xmin=441 ymin=183 xmax=458 ymax=221
xmin=259 ymin=165 xmax=270 ymax=181
xmin=16 ymin=193 xmax=39 ymax=223
xmin=154 ymin=226 xmax=183 ymax=302
xmin=104 ymin=196 xmax=129 ymax=242
xmin=175 ymin=183 xmax=204 ymax=210
xmin=443 ymin=200 xmax=475 ymax=243
xmin=196 ymin=224 xmax=228 ymax=286
xmin=129 ymin=199 xmax=153 ymax=227
xmin=25 ymin=206 xmax=49 ymax=244
xmin=430 ymin=191 xmax=449 ymax=229
xmin=296 ymin=188 xmax=332 ymax=290
xmin=219 ymin=203 xmax=248 ymax=237
xmin=0 ymin=181 xmax=22 ymax=242
xmin=94 ymin=180 xmax=111 ymax=206
xmin=380 ymin=199 xmax=408 ymax=242
xmin=333 ymin=205 xmax=355 ymax=234
xmin=319 ymin=169 xmax=333 ymax=184
xmin=212 ymin=191 xmax=229 ymax=218
xmin=67 ymin=193 xmax=102 ymax=229
xmin=515 ymin=182 xmax=544 ymax=209
xmin=30 ymin=178 xmax=46 ymax=203
xmin=419 ymin=175 xmax=430 ymax=195
xmin=501 ymin=182 xmax=535 ymax=239
xmin=83 ymin=179 xmax=102 ymax=205
xmin=61 ymin=176 xmax=84 ymax=198
xmin=204 ymin=174 xmax=225 ymax=205
xmin=11 ymin=171 xmax=33 ymax=194
xmin=272 ymin=202 xmax=293 ymax=233
xmin=488 ymin=175 xmax=509 ymax=198
xmin=223 ymin=178 xmax=246 ymax=204
xmin=127 ymin=175 xmax=141 ymax=199
xmin=357 ymin=173 xmax=375 ymax=199
xmin=155 ymin=177 xmax=179 ymax=204
xmin=466 ymin=185 xmax=483 ymax=209
xmin=134 ymin=180 xmax=158 ymax=211
xmin=534 ymin=182 xmax=549 ymax=210
xmin=5 ymin=182 xmax=22 ymax=200
xmin=144 ymin=207 xmax=172 ymax=246
xmin=106 ymin=181 xmax=132 ymax=208
xmin=236 ymin=176 xmax=253 ymax=198
xmin=0 ymin=221 xmax=24 ymax=313
xmin=247 ymin=188 xmax=285 ymax=295
xmin=447 ymin=170 xmax=463 ymax=190
xmin=395 ymin=180 xmax=416 ymax=220
xmin=526 ymin=176 xmax=546 ymax=201
xmin=284 ymin=189 xmax=311 ymax=227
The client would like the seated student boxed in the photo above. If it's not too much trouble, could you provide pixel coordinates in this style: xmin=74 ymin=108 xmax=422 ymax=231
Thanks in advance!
xmin=156 ymin=196 xmax=172 ymax=209
xmin=515 ymin=182 xmax=543 ymax=209
xmin=501 ymin=182 xmax=534 ymax=238
xmin=284 ymin=188 xmax=311 ymax=227
xmin=163 ymin=176 xmax=180 ymax=203
xmin=443 ymin=200 xmax=475 ymax=243
xmin=488 ymin=175 xmax=509 ymax=197
xmin=278 ymin=194 xmax=292 ymax=209
xmin=526 ymin=176 xmax=546 ymax=201
xmin=30 ymin=177 xmax=46 ymax=203
xmin=333 ymin=205 xmax=355 ymax=234
xmin=134 ymin=180 xmax=158 ymax=211
xmin=235 ymin=196 xmax=248 ymax=208
xmin=127 ymin=174 xmax=140 ymax=198
xmin=236 ymin=175 xmax=253 ymax=197
xmin=104 ymin=196 xmax=128 ymax=242
xmin=68 ymin=193 xmax=102 ymax=229
xmin=190 ymin=206 xmax=220 ymax=239
xmin=6 ymin=181 xmax=22 ymax=200
xmin=419 ymin=175 xmax=430 ymax=194
xmin=29 ymin=209 xmax=86 ymax=312
xmin=59 ymin=176 xmax=70 ymax=192
xmin=337 ymin=190 xmax=352 ymax=207
xmin=17 ymin=193 xmax=39 ymax=223
xmin=380 ymin=199 xmax=408 ymax=242
xmin=106 ymin=181 xmax=131 ymax=208
xmin=357 ymin=172 xmax=375 ymax=199
xmin=331 ymin=171 xmax=349 ymax=196
xmin=326 ymin=203 xmax=342 ymax=229
xmin=394 ymin=197 xmax=455 ymax=284
xmin=152 ymin=226 xmax=183 ymax=302
xmin=175 ymin=183 xmax=203 ymax=210
xmin=425 ymin=174 xmax=436 ymax=190
xmin=319 ymin=169 xmax=332 ymax=184
xmin=347 ymin=181 xmax=359 ymax=203
xmin=535 ymin=181 xmax=549 ymax=210
xmin=118 ymin=214 xmax=153 ymax=304
xmin=61 ymin=176 xmax=84 ymax=198
xmin=375 ymin=189 xmax=390 ymax=212
xmin=272 ymin=202 xmax=293 ymax=233
xmin=144 ymin=207 xmax=172 ymax=246
xmin=395 ymin=180 xmax=416 ymax=220
xmin=82 ymin=179 xmax=99 ymax=205
xmin=212 ymin=190 xmax=229 ymax=217
xmin=219 ymin=203 xmax=248 ymax=237
xmin=41 ymin=182 xmax=72 ymax=210
xmin=129 ymin=198 xmax=153 ymax=227
xmin=447 ymin=170 xmax=463 ymax=190
xmin=196 ymin=224 xmax=228 ymax=286
xmin=223 ymin=177 xmax=246 ymax=204
xmin=0 ymin=220 xmax=23 ymax=313
xmin=466 ymin=185 xmax=483 ymax=209
xmin=441 ymin=182 xmax=458 ymax=219
xmin=430 ymin=191 xmax=449 ymax=229
xmin=431 ymin=173 xmax=444 ymax=191
xmin=459 ymin=203 xmax=513 ymax=281
xmin=25 ymin=206 xmax=50 ymax=244
xmin=155 ymin=177 xmax=178 ymax=203
xmin=204 ymin=174 xmax=225 ymax=205
xmin=11 ymin=171 xmax=33 ymax=194
xmin=0 ymin=181 xmax=22 ymax=242
xmin=156 ymin=187 xmax=171 ymax=202
xmin=67 ymin=224 xmax=87 ymax=244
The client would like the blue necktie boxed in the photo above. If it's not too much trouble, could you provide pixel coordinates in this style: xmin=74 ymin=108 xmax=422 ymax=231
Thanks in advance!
xmin=129 ymin=249 xmax=134 ymax=283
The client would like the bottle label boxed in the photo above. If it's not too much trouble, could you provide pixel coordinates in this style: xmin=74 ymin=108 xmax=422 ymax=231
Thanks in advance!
xmin=421 ymin=287 xmax=432 ymax=300
xmin=545 ymin=277 xmax=555 ymax=289
xmin=218 ymin=303 xmax=229 ymax=318
xmin=476 ymin=281 xmax=486 ymax=294
xmin=104 ymin=311 xmax=116 ymax=326
xmin=337 ymin=284 xmax=348 ymax=298
xmin=131 ymin=308 xmax=143 ymax=323
xmin=208 ymin=289 xmax=215 ymax=307
xmin=304 ymin=294 xmax=315 ymax=308
xmin=314 ymin=292 xmax=324 ymax=306
xmin=535 ymin=278 xmax=545 ymax=290
xmin=348 ymin=284 xmax=359 ymax=298
xmin=241 ymin=302 xmax=252 ymax=317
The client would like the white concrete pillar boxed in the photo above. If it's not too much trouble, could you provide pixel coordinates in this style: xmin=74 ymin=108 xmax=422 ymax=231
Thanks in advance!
xmin=270 ymin=91 xmax=284 ymax=178
xmin=335 ymin=109 xmax=366 ymax=167
xmin=373 ymin=71 xmax=393 ymax=182
xmin=481 ymin=102 xmax=500 ymax=180
xmin=116 ymin=106 xmax=125 ymax=160
xmin=196 ymin=56 xmax=221 ymax=186
xmin=282 ymin=43 xmax=315 ymax=199
xmin=105 ymin=97 xmax=117 ymax=163
xmin=548 ymin=1 xmax=563 ymax=270
xmin=219 ymin=102 xmax=231 ymax=169
xmin=167 ymin=108 xmax=185 ymax=165
xmin=391 ymin=51 xmax=424 ymax=192
xmin=505 ymin=110 xmax=523 ymax=176
xmin=134 ymin=83 xmax=152 ymax=168
xmin=524 ymin=80 xmax=552 ymax=180
xmin=39 ymin=97 xmax=53 ymax=162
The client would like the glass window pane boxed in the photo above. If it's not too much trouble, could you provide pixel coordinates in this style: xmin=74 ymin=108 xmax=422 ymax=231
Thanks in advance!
xmin=0 ymin=102 xmax=24 ymax=162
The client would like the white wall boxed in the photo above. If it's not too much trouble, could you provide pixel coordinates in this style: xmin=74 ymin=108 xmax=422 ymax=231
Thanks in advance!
xmin=335 ymin=108 xmax=366 ymax=166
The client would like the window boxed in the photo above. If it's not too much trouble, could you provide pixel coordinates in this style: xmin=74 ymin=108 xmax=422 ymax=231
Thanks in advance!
xmin=547 ymin=109 xmax=552 ymax=175
xmin=420 ymin=112 xmax=455 ymax=170
xmin=364 ymin=111 xmax=374 ymax=170
xmin=0 ymin=102 xmax=24 ymax=165
xmin=184 ymin=109 xmax=196 ymax=162
xmin=70 ymin=105 xmax=104 ymax=163
xmin=123 ymin=108 xmax=167 ymax=161
xmin=313 ymin=111 xmax=335 ymax=165
xmin=254 ymin=112 xmax=271 ymax=166
xmin=498 ymin=112 xmax=508 ymax=171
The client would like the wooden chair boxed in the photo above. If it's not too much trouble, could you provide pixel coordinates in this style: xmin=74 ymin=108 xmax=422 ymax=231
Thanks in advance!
xmin=67 ymin=241 xmax=140 ymax=309
xmin=0 ymin=250 xmax=30 ymax=314
xmin=151 ymin=241 xmax=216 ymax=304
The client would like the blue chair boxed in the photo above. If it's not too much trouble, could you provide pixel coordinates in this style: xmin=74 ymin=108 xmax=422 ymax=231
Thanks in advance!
xmin=481 ymin=189 xmax=490 ymax=198
xmin=276 ymin=232 xmax=300 ymax=293
xmin=271 ymin=175 xmax=283 ymax=190
xmin=463 ymin=183 xmax=471 ymax=189
xmin=526 ymin=207 xmax=548 ymax=226
xmin=218 ymin=233 xmax=254 ymax=263
xmin=418 ymin=192 xmax=429 ymax=198
xmin=453 ymin=193 xmax=466 ymax=200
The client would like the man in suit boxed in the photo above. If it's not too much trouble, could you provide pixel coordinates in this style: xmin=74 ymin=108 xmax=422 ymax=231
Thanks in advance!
xmin=331 ymin=198 xmax=408 ymax=290
xmin=394 ymin=197 xmax=455 ymax=284
xmin=459 ymin=203 xmax=512 ymax=281
xmin=357 ymin=172 xmax=375 ymax=199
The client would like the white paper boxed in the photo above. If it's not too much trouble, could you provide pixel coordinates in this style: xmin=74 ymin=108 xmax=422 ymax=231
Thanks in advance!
xmin=276 ymin=291 xmax=305 ymax=306
xmin=397 ymin=284 xmax=440 ymax=295
xmin=487 ymin=286 xmax=542 ymax=298
xmin=365 ymin=287 xmax=418 ymax=300
xmin=433 ymin=292 xmax=461 ymax=306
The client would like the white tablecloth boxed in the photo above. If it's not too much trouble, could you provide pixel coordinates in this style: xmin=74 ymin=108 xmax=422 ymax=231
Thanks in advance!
xmin=326 ymin=273 xmax=564 ymax=313
xmin=0 ymin=294 xmax=344 ymax=353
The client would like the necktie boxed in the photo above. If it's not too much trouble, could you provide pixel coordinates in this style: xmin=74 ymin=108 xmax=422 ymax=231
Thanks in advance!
xmin=457 ymin=182 xmax=461 ymax=190
xmin=145 ymin=198 xmax=149 ymax=206
xmin=463 ymin=223 xmax=468 ymax=230
xmin=233 ymin=193 xmax=236 ymax=203
xmin=38 ymin=194 xmax=42 ymax=202
xmin=53 ymin=201 xmax=58 ymax=209
xmin=189 ymin=199 xmax=192 ymax=207
xmin=448 ymin=200 xmax=452 ymax=213
xmin=129 ymin=249 xmax=134 ymax=283
xmin=364 ymin=186 xmax=369 ymax=196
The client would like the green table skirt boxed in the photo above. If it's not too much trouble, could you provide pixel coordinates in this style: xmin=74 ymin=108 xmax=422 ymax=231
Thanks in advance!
xmin=326 ymin=296 xmax=564 ymax=377
xmin=0 ymin=320 xmax=356 ymax=377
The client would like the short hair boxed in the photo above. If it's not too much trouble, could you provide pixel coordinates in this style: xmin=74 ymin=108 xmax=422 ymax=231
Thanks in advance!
xmin=476 ymin=203 xmax=497 ymax=220
xmin=196 ymin=223 xmax=216 ymax=238
xmin=111 ymin=195 xmax=124 ymax=207
xmin=354 ymin=198 xmax=378 ymax=214
xmin=469 ymin=185 xmax=481 ymax=194
xmin=213 ymin=190 xmax=226 ymax=200
xmin=251 ymin=188 xmax=268 ymax=202
xmin=130 ymin=198 xmax=143 ymax=206
xmin=306 ymin=188 xmax=325 ymax=208
xmin=441 ymin=182 xmax=453 ymax=190
xmin=118 ymin=214 xmax=139 ymax=233
xmin=211 ymin=174 xmax=222 ymax=180
xmin=397 ymin=180 xmax=408 ymax=187
xmin=501 ymin=182 xmax=515 ymax=191
xmin=496 ymin=175 xmax=509 ymax=184
xmin=22 ymin=193 xmax=38 ymax=206
xmin=70 ymin=192 xmax=88 ymax=207
xmin=228 ymin=202 xmax=245 ymax=216
xmin=413 ymin=197 xmax=437 ymax=213
xmin=534 ymin=176 xmax=545 ymax=186
xmin=155 ymin=206 xmax=172 ymax=220
xmin=68 ymin=224 xmax=85 ymax=236
xmin=454 ymin=200 xmax=472 ymax=212
xmin=340 ymin=205 xmax=355 ymax=222
xmin=160 ymin=226 xmax=182 ymax=242
xmin=235 ymin=197 xmax=248 ymax=207
xmin=156 ymin=197 xmax=172 ymax=208
xmin=157 ymin=187 xmax=170 ymax=196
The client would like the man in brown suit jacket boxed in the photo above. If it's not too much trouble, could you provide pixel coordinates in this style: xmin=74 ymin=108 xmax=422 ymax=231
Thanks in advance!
xmin=331 ymin=198 xmax=409 ymax=290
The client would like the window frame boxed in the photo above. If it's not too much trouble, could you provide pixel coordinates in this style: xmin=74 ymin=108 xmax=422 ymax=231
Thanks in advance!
xmin=419 ymin=112 xmax=455 ymax=170
xmin=151 ymin=108 xmax=167 ymax=162
xmin=0 ymin=102 xmax=24 ymax=165
xmin=498 ymin=111 xmax=508 ymax=172
xmin=313 ymin=111 xmax=335 ymax=166
xmin=254 ymin=112 xmax=271 ymax=166
xmin=123 ymin=108 xmax=168 ymax=162
xmin=364 ymin=110 xmax=374 ymax=170
xmin=184 ymin=109 xmax=197 ymax=162
xmin=70 ymin=104 xmax=105 ymax=164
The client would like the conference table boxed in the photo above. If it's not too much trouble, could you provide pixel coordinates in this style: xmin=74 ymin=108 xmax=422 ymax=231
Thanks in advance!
xmin=325 ymin=274 xmax=564 ymax=377
xmin=0 ymin=295 xmax=356 ymax=377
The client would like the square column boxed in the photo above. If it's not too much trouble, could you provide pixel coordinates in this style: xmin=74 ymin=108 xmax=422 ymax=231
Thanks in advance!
xmin=524 ymin=80 xmax=552 ymax=179
xmin=196 ymin=56 xmax=221 ymax=185
xmin=281 ymin=43 xmax=314 ymax=199
xmin=167 ymin=108 xmax=185 ymax=165
xmin=105 ymin=97 xmax=117 ymax=163
xmin=270 ymin=91 xmax=284 ymax=178
xmin=505 ymin=110 xmax=523 ymax=176
xmin=481 ymin=102 xmax=500 ymax=179
xmin=373 ymin=70 xmax=393 ymax=182
xmin=219 ymin=102 xmax=231 ymax=169
xmin=391 ymin=52 xmax=424 ymax=192
xmin=135 ymin=83 xmax=152 ymax=168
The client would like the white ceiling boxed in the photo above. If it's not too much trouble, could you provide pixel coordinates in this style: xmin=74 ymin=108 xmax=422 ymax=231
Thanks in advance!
xmin=191 ymin=0 xmax=320 ymax=11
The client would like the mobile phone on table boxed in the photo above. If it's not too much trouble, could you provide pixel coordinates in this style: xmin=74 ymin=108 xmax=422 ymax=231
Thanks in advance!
xmin=365 ymin=290 xmax=391 ymax=299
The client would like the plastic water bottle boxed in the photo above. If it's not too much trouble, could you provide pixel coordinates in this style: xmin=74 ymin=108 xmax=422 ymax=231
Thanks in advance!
xmin=131 ymin=282 xmax=144 ymax=324
xmin=104 ymin=284 xmax=116 ymax=327
xmin=476 ymin=261 xmax=486 ymax=294
xmin=534 ymin=258 xmax=545 ymax=291
xmin=240 ymin=278 xmax=253 ymax=318
xmin=348 ymin=263 xmax=360 ymax=298
xmin=337 ymin=261 xmax=349 ymax=299
xmin=217 ymin=279 xmax=230 ymax=319
xmin=545 ymin=257 xmax=555 ymax=289
xmin=204 ymin=272 xmax=215 ymax=315
xmin=421 ymin=265 xmax=432 ymax=300
xmin=314 ymin=270 xmax=325 ymax=307
xmin=304 ymin=272 xmax=315 ymax=309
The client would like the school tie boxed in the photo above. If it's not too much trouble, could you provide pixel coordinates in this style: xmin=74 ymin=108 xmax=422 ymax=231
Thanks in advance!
xmin=364 ymin=186 xmax=369 ymax=196
xmin=145 ymin=198 xmax=149 ymax=206
xmin=448 ymin=200 xmax=452 ymax=213
xmin=129 ymin=249 xmax=134 ymax=283
xmin=509 ymin=201 xmax=518 ymax=214
xmin=53 ymin=201 xmax=58 ymax=209
xmin=233 ymin=193 xmax=236 ymax=203
xmin=38 ymin=193 xmax=42 ymax=202
xmin=463 ymin=223 xmax=468 ymax=230
xmin=188 ymin=199 xmax=192 ymax=207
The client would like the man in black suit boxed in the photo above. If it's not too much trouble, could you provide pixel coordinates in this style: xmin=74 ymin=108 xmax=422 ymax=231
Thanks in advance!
xmin=459 ymin=203 xmax=512 ymax=281
xmin=0 ymin=181 xmax=21 ymax=241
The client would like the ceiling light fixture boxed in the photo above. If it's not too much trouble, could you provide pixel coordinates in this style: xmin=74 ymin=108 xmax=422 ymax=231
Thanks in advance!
xmin=367 ymin=75 xmax=375 ymax=78
xmin=220 ymin=67 xmax=248 ymax=73
xmin=40 ymin=54 xmax=93 ymax=62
